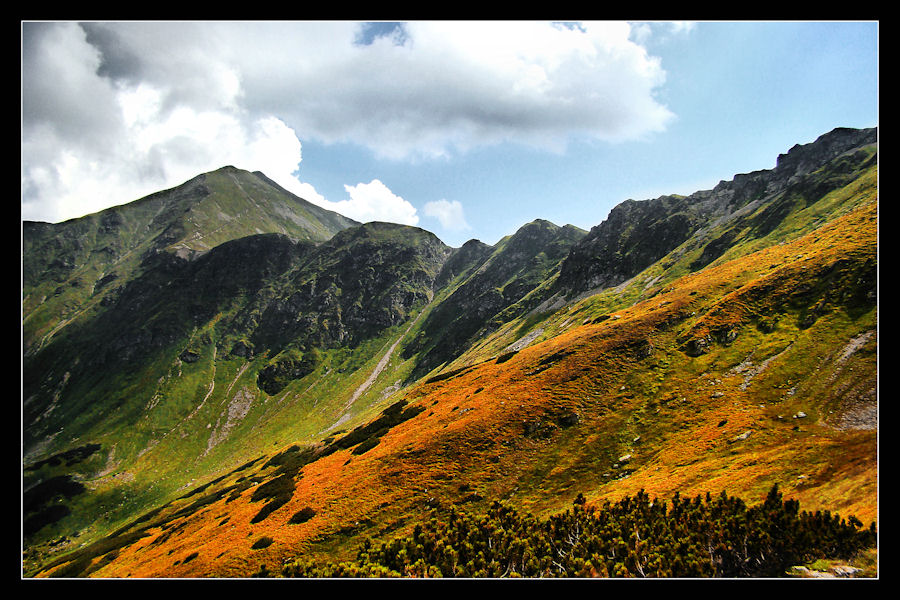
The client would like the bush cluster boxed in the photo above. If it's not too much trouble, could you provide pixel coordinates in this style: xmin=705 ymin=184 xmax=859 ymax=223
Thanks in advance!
xmin=249 ymin=473 xmax=296 ymax=524
xmin=23 ymin=475 xmax=87 ymax=537
xmin=274 ymin=485 xmax=875 ymax=578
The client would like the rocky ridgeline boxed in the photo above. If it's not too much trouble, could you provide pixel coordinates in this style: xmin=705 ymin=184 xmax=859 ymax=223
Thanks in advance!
xmin=774 ymin=127 xmax=877 ymax=180
xmin=556 ymin=127 xmax=877 ymax=297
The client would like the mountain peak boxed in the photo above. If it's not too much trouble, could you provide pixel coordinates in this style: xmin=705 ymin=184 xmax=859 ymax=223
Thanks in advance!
xmin=775 ymin=126 xmax=876 ymax=175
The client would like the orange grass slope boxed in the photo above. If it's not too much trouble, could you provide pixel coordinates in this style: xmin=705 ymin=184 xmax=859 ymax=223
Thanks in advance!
xmin=578 ymin=198 xmax=877 ymax=519
xmin=50 ymin=199 xmax=876 ymax=579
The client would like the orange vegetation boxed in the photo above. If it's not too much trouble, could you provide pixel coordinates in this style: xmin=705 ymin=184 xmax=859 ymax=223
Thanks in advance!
xmin=45 ymin=200 xmax=876 ymax=578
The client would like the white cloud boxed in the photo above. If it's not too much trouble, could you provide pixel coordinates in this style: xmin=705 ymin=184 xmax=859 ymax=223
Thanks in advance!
xmin=668 ymin=21 xmax=697 ymax=35
xmin=304 ymin=179 xmax=419 ymax=226
xmin=422 ymin=199 xmax=470 ymax=231
xmin=22 ymin=76 xmax=308 ymax=222
xmin=22 ymin=20 xmax=679 ymax=223
xmin=229 ymin=20 xmax=675 ymax=158
xmin=629 ymin=20 xmax=696 ymax=45
xmin=21 ymin=23 xmax=310 ymax=223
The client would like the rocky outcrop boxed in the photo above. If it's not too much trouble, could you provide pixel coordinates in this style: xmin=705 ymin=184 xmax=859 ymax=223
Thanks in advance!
xmin=404 ymin=219 xmax=586 ymax=377
xmin=434 ymin=238 xmax=493 ymax=291
xmin=245 ymin=222 xmax=452 ymax=356
xmin=557 ymin=195 xmax=700 ymax=295
xmin=556 ymin=127 xmax=877 ymax=297
xmin=774 ymin=127 xmax=877 ymax=180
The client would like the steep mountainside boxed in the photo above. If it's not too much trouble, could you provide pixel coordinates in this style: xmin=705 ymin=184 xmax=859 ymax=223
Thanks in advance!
xmin=21 ymin=127 xmax=877 ymax=578
xmin=403 ymin=219 xmax=587 ymax=379
xmin=556 ymin=127 xmax=877 ymax=297
xmin=245 ymin=222 xmax=452 ymax=363
xmin=23 ymin=166 xmax=359 ymax=358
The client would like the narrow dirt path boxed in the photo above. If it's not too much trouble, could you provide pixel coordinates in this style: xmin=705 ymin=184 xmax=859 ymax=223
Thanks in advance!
xmin=327 ymin=304 xmax=430 ymax=431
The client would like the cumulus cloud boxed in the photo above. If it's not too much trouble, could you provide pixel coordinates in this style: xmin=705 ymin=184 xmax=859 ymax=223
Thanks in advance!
xmin=21 ymin=22 xmax=310 ymax=222
xmin=222 ymin=20 xmax=675 ymax=158
xmin=422 ymin=199 xmax=470 ymax=231
xmin=307 ymin=180 xmax=419 ymax=226
xmin=22 ymin=20 xmax=680 ymax=223
xmin=629 ymin=21 xmax=696 ymax=45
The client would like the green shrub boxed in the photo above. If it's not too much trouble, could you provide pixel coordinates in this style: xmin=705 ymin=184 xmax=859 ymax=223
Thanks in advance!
xmin=252 ymin=536 xmax=274 ymax=550
xmin=275 ymin=485 xmax=876 ymax=578
xmin=288 ymin=507 xmax=317 ymax=524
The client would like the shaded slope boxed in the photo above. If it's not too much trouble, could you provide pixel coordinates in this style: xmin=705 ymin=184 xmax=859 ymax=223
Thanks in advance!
xmin=23 ymin=166 xmax=358 ymax=360
xmin=403 ymin=219 xmax=586 ymax=378
xmin=245 ymin=221 xmax=452 ymax=361
xmin=22 ymin=221 xmax=450 ymax=450
xmin=23 ymin=234 xmax=315 ymax=448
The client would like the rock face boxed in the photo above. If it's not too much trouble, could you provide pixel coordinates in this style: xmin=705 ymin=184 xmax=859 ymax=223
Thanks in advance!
xmin=403 ymin=219 xmax=587 ymax=377
xmin=557 ymin=194 xmax=700 ymax=294
xmin=245 ymin=221 xmax=453 ymax=354
xmin=433 ymin=238 xmax=494 ymax=291
xmin=556 ymin=127 xmax=877 ymax=297
xmin=789 ymin=564 xmax=864 ymax=578
xmin=774 ymin=127 xmax=877 ymax=179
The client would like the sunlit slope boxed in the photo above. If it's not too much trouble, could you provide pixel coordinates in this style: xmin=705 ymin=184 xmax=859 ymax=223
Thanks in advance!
xmin=428 ymin=137 xmax=877 ymax=380
xmin=38 ymin=193 xmax=875 ymax=578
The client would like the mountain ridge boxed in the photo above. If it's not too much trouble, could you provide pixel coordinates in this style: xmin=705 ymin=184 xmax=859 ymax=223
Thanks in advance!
xmin=555 ymin=126 xmax=877 ymax=298
xmin=22 ymin=166 xmax=360 ymax=359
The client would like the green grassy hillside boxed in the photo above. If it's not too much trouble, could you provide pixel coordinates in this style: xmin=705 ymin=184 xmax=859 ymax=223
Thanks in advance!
xmin=23 ymin=167 xmax=358 ymax=365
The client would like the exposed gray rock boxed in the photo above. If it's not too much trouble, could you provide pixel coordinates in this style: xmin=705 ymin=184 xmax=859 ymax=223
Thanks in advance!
xmin=556 ymin=126 xmax=876 ymax=299
xmin=730 ymin=430 xmax=752 ymax=443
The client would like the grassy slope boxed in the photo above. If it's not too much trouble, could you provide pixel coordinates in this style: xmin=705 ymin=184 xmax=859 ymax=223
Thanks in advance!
xmin=34 ymin=171 xmax=876 ymax=578
xmin=21 ymin=289 xmax=439 ymax=576
xmin=21 ymin=169 xmax=368 ymax=573
xmin=174 ymin=168 xmax=358 ymax=253
xmin=22 ymin=167 xmax=355 ymax=359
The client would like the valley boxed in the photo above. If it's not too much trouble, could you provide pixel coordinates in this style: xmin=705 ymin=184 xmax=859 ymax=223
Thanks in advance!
xmin=21 ymin=126 xmax=878 ymax=578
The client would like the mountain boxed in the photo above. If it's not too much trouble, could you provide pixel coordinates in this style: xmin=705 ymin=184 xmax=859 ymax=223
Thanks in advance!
xmin=21 ymin=127 xmax=878 ymax=578
xmin=23 ymin=166 xmax=358 ymax=358
xmin=555 ymin=127 xmax=878 ymax=297
xmin=403 ymin=219 xmax=587 ymax=379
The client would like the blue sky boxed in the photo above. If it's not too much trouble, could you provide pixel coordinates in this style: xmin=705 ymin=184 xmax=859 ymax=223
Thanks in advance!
xmin=22 ymin=21 xmax=877 ymax=248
